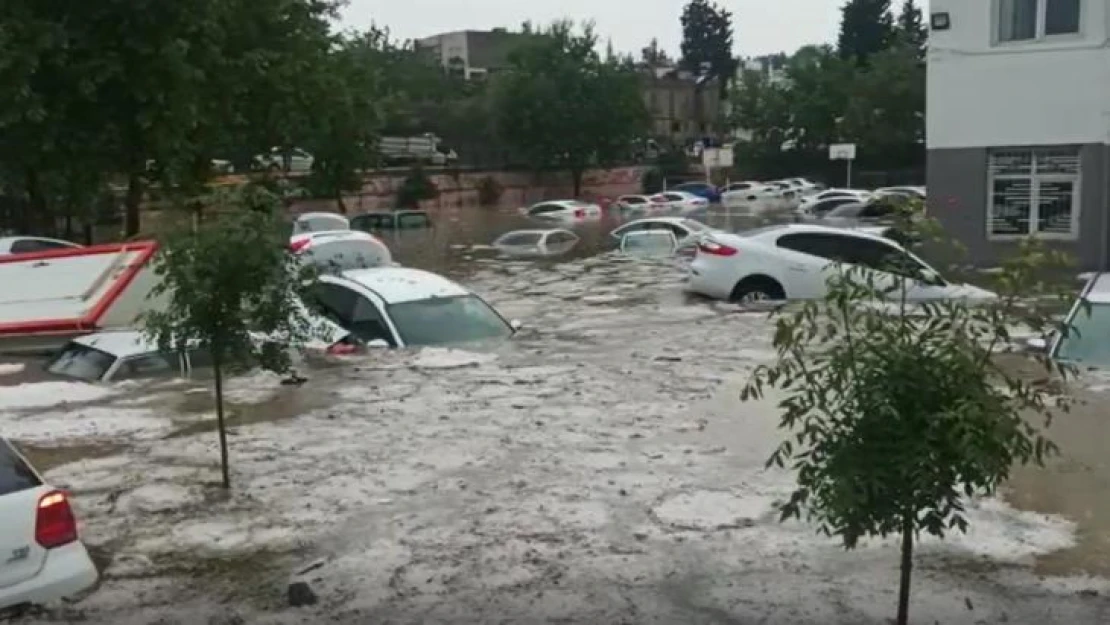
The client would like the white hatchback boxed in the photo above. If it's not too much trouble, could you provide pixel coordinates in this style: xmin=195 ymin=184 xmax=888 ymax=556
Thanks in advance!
xmin=0 ymin=439 xmax=98 ymax=615
xmin=524 ymin=200 xmax=603 ymax=223
xmin=648 ymin=191 xmax=709 ymax=214
xmin=687 ymin=224 xmax=995 ymax=304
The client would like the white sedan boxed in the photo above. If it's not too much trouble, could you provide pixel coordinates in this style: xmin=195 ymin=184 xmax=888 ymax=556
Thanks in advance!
xmin=720 ymin=182 xmax=778 ymax=212
xmin=614 ymin=194 xmax=665 ymax=213
xmin=648 ymin=190 xmax=709 ymax=214
xmin=0 ymin=438 xmax=99 ymax=614
xmin=0 ymin=237 xmax=82 ymax=256
xmin=610 ymin=217 xmax=715 ymax=252
xmin=492 ymin=229 xmax=579 ymax=256
xmin=797 ymin=189 xmax=872 ymax=214
xmin=307 ymin=267 xmax=519 ymax=347
xmin=524 ymin=200 xmax=603 ymax=223
xmin=289 ymin=230 xmax=393 ymax=271
xmin=687 ymin=224 xmax=995 ymax=304
xmin=292 ymin=212 xmax=350 ymax=235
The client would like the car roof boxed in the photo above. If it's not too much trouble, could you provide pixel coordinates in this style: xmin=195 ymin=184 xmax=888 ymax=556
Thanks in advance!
xmin=0 ymin=236 xmax=81 ymax=250
xmin=71 ymin=330 xmax=160 ymax=358
xmin=292 ymin=230 xmax=380 ymax=243
xmin=1085 ymin=272 xmax=1110 ymax=304
xmin=338 ymin=267 xmax=469 ymax=304
xmin=732 ymin=223 xmax=900 ymax=245
xmin=297 ymin=212 xmax=348 ymax=221
xmin=620 ymin=216 xmax=693 ymax=227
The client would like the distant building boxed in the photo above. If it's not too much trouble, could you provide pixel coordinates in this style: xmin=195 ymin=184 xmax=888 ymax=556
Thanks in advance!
xmin=415 ymin=29 xmax=530 ymax=80
xmin=640 ymin=66 xmax=723 ymax=147
xmin=927 ymin=0 xmax=1108 ymax=269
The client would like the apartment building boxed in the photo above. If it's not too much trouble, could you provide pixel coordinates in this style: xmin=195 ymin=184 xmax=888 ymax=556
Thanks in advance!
xmin=641 ymin=67 xmax=723 ymax=145
xmin=415 ymin=29 xmax=528 ymax=80
xmin=926 ymin=0 xmax=1110 ymax=269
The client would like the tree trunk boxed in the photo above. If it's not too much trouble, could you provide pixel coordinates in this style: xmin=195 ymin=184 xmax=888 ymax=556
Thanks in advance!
xmin=124 ymin=172 xmax=144 ymax=237
xmin=23 ymin=166 xmax=49 ymax=235
xmin=335 ymin=191 xmax=347 ymax=214
xmin=896 ymin=515 xmax=914 ymax=625
xmin=571 ymin=169 xmax=583 ymax=197
xmin=213 ymin=349 xmax=231 ymax=489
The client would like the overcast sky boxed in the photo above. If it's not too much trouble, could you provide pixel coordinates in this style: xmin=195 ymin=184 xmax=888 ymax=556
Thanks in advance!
xmin=340 ymin=0 xmax=931 ymax=59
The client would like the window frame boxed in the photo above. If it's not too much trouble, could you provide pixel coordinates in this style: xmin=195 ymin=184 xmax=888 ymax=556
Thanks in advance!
xmin=995 ymin=0 xmax=1084 ymax=45
xmin=986 ymin=147 xmax=1082 ymax=241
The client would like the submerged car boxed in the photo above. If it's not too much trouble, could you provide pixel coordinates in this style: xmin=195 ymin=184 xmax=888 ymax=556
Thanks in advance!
xmin=289 ymin=230 xmax=393 ymax=271
xmin=350 ymin=210 xmax=433 ymax=232
xmin=619 ymin=230 xmax=678 ymax=256
xmin=524 ymin=200 xmax=603 ymax=223
xmin=688 ymin=224 xmax=995 ymax=304
xmin=0 ymin=237 xmax=82 ymax=257
xmin=307 ymin=267 xmax=519 ymax=348
xmin=0 ymin=438 xmax=99 ymax=614
xmin=291 ymin=212 xmax=350 ymax=236
xmin=1036 ymin=272 xmax=1110 ymax=369
xmin=492 ymin=229 xmax=579 ymax=256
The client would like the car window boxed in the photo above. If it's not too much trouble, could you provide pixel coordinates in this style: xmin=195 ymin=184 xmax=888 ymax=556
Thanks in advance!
xmin=396 ymin=212 xmax=431 ymax=229
xmin=528 ymin=204 xmax=563 ymax=215
xmin=351 ymin=214 xmax=385 ymax=231
xmin=843 ymin=237 xmax=928 ymax=280
xmin=0 ymin=441 xmax=40 ymax=496
xmin=547 ymin=232 xmax=576 ymax=245
xmin=667 ymin=224 xmax=690 ymax=238
xmin=113 ymin=352 xmax=179 ymax=381
xmin=776 ymin=233 xmax=853 ymax=263
xmin=859 ymin=202 xmax=895 ymax=218
xmin=664 ymin=193 xmax=683 ymax=201
xmin=349 ymin=293 xmax=395 ymax=345
xmin=10 ymin=239 xmax=71 ymax=254
xmin=311 ymin=282 xmax=361 ymax=324
xmin=45 ymin=342 xmax=117 ymax=382
xmin=826 ymin=203 xmax=865 ymax=218
xmin=621 ymin=231 xmax=677 ymax=255
xmin=620 ymin=196 xmax=646 ymax=204
xmin=1054 ymin=303 xmax=1110 ymax=367
xmin=813 ymin=197 xmax=855 ymax=215
xmin=295 ymin=215 xmax=348 ymax=234
xmin=387 ymin=295 xmax=511 ymax=346
xmin=497 ymin=232 xmax=543 ymax=246
xmin=728 ymin=183 xmax=751 ymax=191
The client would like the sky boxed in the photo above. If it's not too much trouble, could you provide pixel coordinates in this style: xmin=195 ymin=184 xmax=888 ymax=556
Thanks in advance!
xmin=339 ymin=0 xmax=930 ymax=59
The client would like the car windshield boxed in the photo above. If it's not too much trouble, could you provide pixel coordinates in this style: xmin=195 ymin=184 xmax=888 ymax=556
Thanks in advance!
xmin=1054 ymin=302 xmax=1110 ymax=367
xmin=45 ymin=342 xmax=117 ymax=382
xmin=387 ymin=295 xmax=512 ymax=346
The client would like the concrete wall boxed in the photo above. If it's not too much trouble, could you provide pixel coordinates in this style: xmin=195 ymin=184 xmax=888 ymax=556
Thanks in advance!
xmin=927 ymin=0 xmax=1110 ymax=150
xmin=291 ymin=166 xmax=651 ymax=215
xmin=927 ymin=144 xmax=1110 ymax=269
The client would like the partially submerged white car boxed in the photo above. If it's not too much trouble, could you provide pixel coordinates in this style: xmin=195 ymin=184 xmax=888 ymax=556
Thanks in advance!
xmin=289 ymin=230 xmax=393 ymax=271
xmin=291 ymin=212 xmax=350 ymax=236
xmin=0 ymin=237 xmax=82 ymax=257
xmin=308 ymin=267 xmax=519 ymax=348
xmin=492 ymin=229 xmax=579 ymax=256
xmin=0 ymin=439 xmax=98 ymax=614
xmin=1035 ymin=272 xmax=1110 ymax=368
xmin=688 ymin=224 xmax=995 ymax=304
xmin=524 ymin=200 xmax=603 ymax=223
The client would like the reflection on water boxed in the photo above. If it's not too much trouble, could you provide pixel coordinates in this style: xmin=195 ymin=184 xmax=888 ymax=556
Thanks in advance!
xmin=383 ymin=206 xmax=793 ymax=278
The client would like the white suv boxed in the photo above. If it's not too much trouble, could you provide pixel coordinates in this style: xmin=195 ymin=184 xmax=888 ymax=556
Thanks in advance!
xmin=0 ymin=439 xmax=98 ymax=615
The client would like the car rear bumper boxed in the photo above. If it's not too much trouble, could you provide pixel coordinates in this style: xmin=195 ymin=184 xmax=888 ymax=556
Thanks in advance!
xmin=687 ymin=259 xmax=735 ymax=300
xmin=0 ymin=543 xmax=99 ymax=610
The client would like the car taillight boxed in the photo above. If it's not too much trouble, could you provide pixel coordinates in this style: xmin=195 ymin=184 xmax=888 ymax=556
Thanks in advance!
xmin=326 ymin=342 xmax=358 ymax=355
xmin=697 ymin=241 xmax=738 ymax=257
xmin=289 ymin=239 xmax=311 ymax=253
xmin=574 ymin=209 xmax=585 ymax=218
xmin=36 ymin=490 xmax=78 ymax=549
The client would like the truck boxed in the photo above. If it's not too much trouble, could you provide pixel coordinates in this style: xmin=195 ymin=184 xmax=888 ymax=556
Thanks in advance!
xmin=378 ymin=133 xmax=458 ymax=167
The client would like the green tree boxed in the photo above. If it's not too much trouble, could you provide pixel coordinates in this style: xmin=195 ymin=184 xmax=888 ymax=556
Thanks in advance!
xmin=679 ymin=0 xmax=737 ymax=97
xmin=640 ymin=38 xmax=672 ymax=67
xmin=741 ymin=219 xmax=1077 ymax=625
xmin=896 ymin=0 xmax=928 ymax=58
xmin=838 ymin=0 xmax=896 ymax=64
xmin=492 ymin=21 xmax=649 ymax=195
xmin=840 ymin=42 xmax=925 ymax=171
xmin=142 ymin=186 xmax=313 ymax=489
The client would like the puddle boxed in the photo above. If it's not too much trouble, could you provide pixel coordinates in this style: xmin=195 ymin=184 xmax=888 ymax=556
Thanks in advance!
xmin=166 ymin=379 xmax=343 ymax=438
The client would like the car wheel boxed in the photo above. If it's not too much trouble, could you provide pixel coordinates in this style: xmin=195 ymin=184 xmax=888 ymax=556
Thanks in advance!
xmin=730 ymin=276 xmax=786 ymax=303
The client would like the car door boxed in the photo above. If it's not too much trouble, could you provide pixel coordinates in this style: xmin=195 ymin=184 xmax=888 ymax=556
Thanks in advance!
xmin=774 ymin=233 xmax=851 ymax=298
xmin=838 ymin=235 xmax=939 ymax=299
xmin=311 ymin=281 xmax=399 ymax=346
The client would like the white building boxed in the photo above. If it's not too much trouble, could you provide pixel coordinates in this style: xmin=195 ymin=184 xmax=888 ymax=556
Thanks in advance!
xmin=926 ymin=0 xmax=1110 ymax=268
xmin=415 ymin=29 xmax=528 ymax=81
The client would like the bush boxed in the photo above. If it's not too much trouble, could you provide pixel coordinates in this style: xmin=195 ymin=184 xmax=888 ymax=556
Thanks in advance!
xmin=395 ymin=166 xmax=439 ymax=209
xmin=476 ymin=175 xmax=503 ymax=206
xmin=641 ymin=168 xmax=664 ymax=194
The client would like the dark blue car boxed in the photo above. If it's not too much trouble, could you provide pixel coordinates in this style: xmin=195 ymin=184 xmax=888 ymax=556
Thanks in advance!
xmin=671 ymin=182 xmax=721 ymax=203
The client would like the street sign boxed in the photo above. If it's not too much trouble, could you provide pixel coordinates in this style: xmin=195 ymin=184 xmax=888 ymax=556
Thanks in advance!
xmin=829 ymin=143 xmax=857 ymax=161
xmin=702 ymin=146 xmax=734 ymax=169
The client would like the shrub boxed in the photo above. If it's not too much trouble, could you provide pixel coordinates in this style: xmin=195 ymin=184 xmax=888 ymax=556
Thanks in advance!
xmin=476 ymin=175 xmax=503 ymax=206
xmin=395 ymin=166 xmax=439 ymax=209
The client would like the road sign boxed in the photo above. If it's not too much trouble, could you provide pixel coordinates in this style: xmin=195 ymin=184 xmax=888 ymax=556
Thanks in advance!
xmin=829 ymin=143 xmax=857 ymax=161
xmin=702 ymin=146 xmax=734 ymax=169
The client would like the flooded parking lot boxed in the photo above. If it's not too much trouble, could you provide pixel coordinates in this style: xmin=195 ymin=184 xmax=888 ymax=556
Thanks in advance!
xmin=3 ymin=207 xmax=1110 ymax=624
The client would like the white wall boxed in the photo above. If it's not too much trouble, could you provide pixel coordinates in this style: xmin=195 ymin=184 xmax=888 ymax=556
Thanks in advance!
xmin=927 ymin=0 xmax=1110 ymax=149
xmin=416 ymin=32 xmax=469 ymax=69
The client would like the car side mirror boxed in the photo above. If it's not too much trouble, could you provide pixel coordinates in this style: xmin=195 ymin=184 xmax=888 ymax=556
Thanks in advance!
xmin=366 ymin=339 xmax=389 ymax=348
xmin=510 ymin=319 xmax=523 ymax=332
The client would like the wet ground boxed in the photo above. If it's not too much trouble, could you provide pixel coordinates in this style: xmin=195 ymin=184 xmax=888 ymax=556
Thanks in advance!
xmin=2 ymin=239 xmax=1110 ymax=624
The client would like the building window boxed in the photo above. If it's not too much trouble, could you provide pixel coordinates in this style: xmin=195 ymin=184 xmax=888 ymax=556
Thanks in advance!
xmin=998 ymin=0 xmax=1081 ymax=42
xmin=987 ymin=148 xmax=1080 ymax=239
